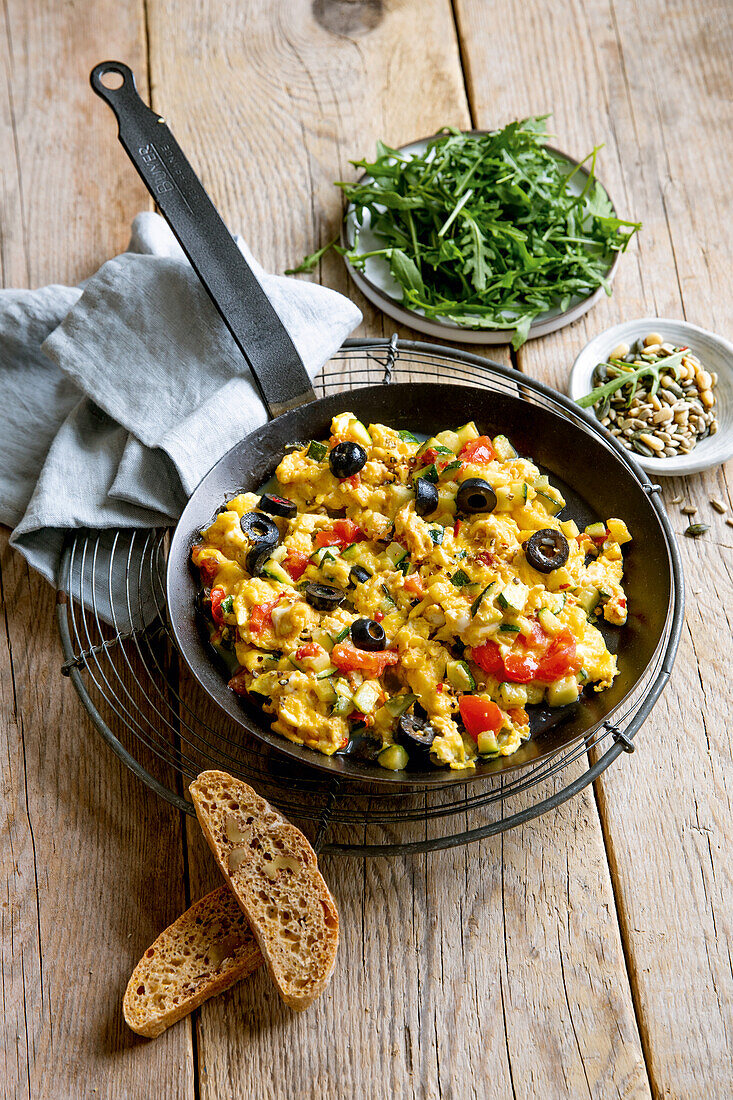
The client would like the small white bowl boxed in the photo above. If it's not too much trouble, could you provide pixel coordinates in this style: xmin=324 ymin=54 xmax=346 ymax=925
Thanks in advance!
xmin=568 ymin=318 xmax=733 ymax=477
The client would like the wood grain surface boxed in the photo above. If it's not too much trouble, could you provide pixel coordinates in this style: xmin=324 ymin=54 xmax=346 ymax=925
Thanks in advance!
xmin=1 ymin=0 xmax=731 ymax=1098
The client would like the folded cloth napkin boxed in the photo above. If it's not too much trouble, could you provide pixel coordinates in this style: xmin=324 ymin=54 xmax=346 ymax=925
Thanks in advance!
xmin=1 ymin=212 xmax=362 ymax=589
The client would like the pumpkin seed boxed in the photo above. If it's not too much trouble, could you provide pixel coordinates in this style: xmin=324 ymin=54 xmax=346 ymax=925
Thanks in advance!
xmin=684 ymin=524 xmax=710 ymax=538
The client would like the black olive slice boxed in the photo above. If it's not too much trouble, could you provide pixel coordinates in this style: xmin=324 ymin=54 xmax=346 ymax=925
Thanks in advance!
xmin=456 ymin=478 xmax=498 ymax=514
xmin=195 ymin=587 xmax=212 ymax=620
xmin=523 ymin=528 xmax=570 ymax=573
xmin=247 ymin=542 xmax=274 ymax=577
xmin=240 ymin=511 xmax=280 ymax=547
xmin=350 ymin=617 xmax=387 ymax=651
xmin=329 ymin=441 xmax=368 ymax=479
xmin=258 ymin=493 xmax=297 ymax=518
xmin=397 ymin=713 xmax=436 ymax=749
xmin=305 ymin=582 xmax=345 ymax=611
xmin=349 ymin=565 xmax=371 ymax=585
xmin=415 ymin=477 xmax=439 ymax=517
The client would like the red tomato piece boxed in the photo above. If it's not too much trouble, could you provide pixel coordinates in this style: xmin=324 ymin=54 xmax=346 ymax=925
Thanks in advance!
xmin=536 ymin=630 xmax=582 ymax=680
xmin=295 ymin=642 xmax=320 ymax=661
xmin=459 ymin=696 xmax=503 ymax=741
xmin=418 ymin=448 xmax=438 ymax=466
xmin=209 ymin=587 xmax=226 ymax=626
xmin=315 ymin=518 xmax=365 ymax=549
xmin=283 ymin=549 xmax=309 ymax=580
xmin=503 ymin=650 xmax=540 ymax=683
xmin=192 ymin=546 xmax=221 ymax=586
xmin=475 ymin=550 xmax=499 ymax=569
xmin=404 ymin=575 xmax=425 ymax=597
xmin=249 ymin=596 xmax=282 ymax=635
xmin=459 ymin=436 xmax=496 ymax=464
xmin=374 ymin=610 xmax=384 ymax=622
xmin=331 ymin=641 xmax=399 ymax=676
xmin=471 ymin=641 xmax=504 ymax=677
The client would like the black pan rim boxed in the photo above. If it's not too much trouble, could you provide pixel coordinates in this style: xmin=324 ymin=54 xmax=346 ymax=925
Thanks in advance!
xmin=165 ymin=345 xmax=684 ymax=790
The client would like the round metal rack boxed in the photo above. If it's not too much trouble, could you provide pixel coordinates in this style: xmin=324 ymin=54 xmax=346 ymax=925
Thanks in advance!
xmin=56 ymin=338 xmax=683 ymax=855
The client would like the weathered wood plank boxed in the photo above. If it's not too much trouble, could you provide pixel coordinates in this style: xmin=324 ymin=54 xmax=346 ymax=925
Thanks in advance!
xmin=455 ymin=0 xmax=733 ymax=1094
xmin=0 ymin=1 xmax=194 ymax=1097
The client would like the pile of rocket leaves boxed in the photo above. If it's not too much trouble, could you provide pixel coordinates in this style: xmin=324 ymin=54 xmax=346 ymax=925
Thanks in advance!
xmin=288 ymin=117 xmax=641 ymax=348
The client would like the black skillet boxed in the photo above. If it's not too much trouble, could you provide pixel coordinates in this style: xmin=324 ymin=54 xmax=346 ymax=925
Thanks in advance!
xmin=91 ymin=62 xmax=681 ymax=787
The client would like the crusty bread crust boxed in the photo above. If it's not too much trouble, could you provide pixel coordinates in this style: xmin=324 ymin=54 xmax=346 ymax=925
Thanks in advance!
xmin=123 ymin=885 xmax=262 ymax=1038
xmin=189 ymin=771 xmax=339 ymax=1011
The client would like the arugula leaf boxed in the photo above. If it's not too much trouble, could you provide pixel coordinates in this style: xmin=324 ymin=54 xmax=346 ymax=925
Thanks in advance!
xmin=284 ymin=236 xmax=339 ymax=274
xmin=288 ymin=118 xmax=641 ymax=345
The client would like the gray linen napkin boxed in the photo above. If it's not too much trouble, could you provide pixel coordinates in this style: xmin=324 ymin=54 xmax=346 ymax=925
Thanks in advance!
xmin=1 ymin=213 xmax=362 ymax=589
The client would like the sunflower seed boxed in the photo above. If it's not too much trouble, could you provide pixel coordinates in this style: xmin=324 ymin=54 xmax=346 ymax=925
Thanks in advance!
xmin=710 ymin=498 xmax=727 ymax=514
xmin=681 ymin=505 xmax=697 ymax=515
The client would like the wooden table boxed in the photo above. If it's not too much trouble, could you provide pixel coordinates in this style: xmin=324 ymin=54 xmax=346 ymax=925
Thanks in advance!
xmin=2 ymin=2 xmax=731 ymax=1097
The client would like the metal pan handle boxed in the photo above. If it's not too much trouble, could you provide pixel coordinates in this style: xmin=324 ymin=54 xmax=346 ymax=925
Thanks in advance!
xmin=90 ymin=61 xmax=316 ymax=420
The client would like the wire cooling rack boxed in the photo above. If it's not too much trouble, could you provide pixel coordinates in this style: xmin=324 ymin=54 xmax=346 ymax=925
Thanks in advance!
xmin=56 ymin=338 xmax=683 ymax=855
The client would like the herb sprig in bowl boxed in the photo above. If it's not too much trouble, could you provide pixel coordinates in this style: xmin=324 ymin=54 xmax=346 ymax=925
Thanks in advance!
xmin=289 ymin=118 xmax=640 ymax=348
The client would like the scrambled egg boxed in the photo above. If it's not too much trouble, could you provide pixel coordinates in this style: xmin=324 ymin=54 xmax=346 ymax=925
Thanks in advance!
xmin=192 ymin=413 xmax=631 ymax=772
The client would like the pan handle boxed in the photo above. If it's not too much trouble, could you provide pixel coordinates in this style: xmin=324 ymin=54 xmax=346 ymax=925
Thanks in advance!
xmin=90 ymin=61 xmax=316 ymax=420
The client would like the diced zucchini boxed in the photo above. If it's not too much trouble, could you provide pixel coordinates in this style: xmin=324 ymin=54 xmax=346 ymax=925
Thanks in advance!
xmin=330 ymin=625 xmax=350 ymax=644
xmin=471 ymin=581 xmax=498 ymax=617
xmin=435 ymin=429 xmax=460 ymax=452
xmin=576 ymin=586 xmax=601 ymax=615
xmin=330 ymin=694 xmax=352 ymax=717
xmin=437 ymin=488 xmax=457 ymax=515
xmin=606 ymin=517 xmax=631 ymax=545
xmin=334 ymin=676 xmax=352 ymax=698
xmin=439 ymin=459 xmax=463 ymax=480
xmin=428 ymin=526 xmax=444 ymax=546
xmin=451 ymin=569 xmax=471 ymax=587
xmin=378 ymin=584 xmax=396 ymax=614
xmin=220 ymin=594 xmax=234 ymax=616
xmin=538 ymin=607 xmax=563 ymax=635
xmin=455 ymin=422 xmax=480 ymax=449
xmin=398 ymin=429 xmax=419 ymax=444
xmin=578 ymin=668 xmax=589 ymax=682
xmin=534 ymin=474 xmax=550 ymax=490
xmin=307 ymin=440 xmax=327 ymax=461
xmin=477 ymin=730 xmax=499 ymax=755
xmin=316 ymin=664 xmax=338 ymax=679
xmin=348 ymin=418 xmax=372 ymax=448
xmin=384 ymin=542 xmax=408 ymax=567
xmin=378 ymin=744 xmax=409 ymax=771
xmin=341 ymin=542 xmax=364 ymax=560
xmin=585 ymin=521 xmax=607 ymax=539
xmin=262 ymin=560 xmax=291 ymax=584
xmin=390 ymin=484 xmax=414 ymax=510
xmin=384 ymin=693 xmax=417 ymax=718
xmin=525 ymin=683 xmax=545 ymax=705
xmin=352 ymin=682 xmax=381 ymax=714
xmin=536 ymin=487 xmax=564 ymax=515
xmin=497 ymin=682 xmax=528 ymax=707
xmin=417 ymin=463 xmax=439 ymax=484
xmin=446 ymin=660 xmax=475 ymax=692
xmin=312 ymin=628 xmax=335 ymax=652
xmin=560 ymin=519 xmax=580 ymax=539
xmin=310 ymin=546 xmax=336 ymax=565
xmin=492 ymin=434 xmax=518 ymax=461
xmin=497 ymin=581 xmax=528 ymax=613
xmin=314 ymin=677 xmax=337 ymax=704
xmin=499 ymin=623 xmax=520 ymax=635
xmin=546 ymin=676 xmax=580 ymax=706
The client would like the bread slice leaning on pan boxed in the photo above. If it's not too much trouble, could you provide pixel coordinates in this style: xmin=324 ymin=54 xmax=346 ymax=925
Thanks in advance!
xmin=123 ymin=885 xmax=263 ymax=1037
xmin=189 ymin=770 xmax=339 ymax=1011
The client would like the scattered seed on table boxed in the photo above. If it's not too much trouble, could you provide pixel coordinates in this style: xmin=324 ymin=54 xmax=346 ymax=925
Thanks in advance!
xmin=710 ymin=498 xmax=727 ymax=514
xmin=726 ymin=519 xmax=733 ymax=529
xmin=681 ymin=505 xmax=697 ymax=515
xmin=684 ymin=524 xmax=710 ymax=538
xmin=670 ymin=495 xmax=683 ymax=504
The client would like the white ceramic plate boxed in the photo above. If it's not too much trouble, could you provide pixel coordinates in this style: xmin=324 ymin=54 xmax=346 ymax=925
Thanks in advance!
xmin=568 ymin=318 xmax=733 ymax=476
xmin=342 ymin=131 xmax=622 ymax=345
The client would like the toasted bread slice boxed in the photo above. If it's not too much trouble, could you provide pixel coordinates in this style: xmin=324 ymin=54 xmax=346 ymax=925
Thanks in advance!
xmin=123 ymin=885 xmax=263 ymax=1037
xmin=189 ymin=771 xmax=339 ymax=1011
